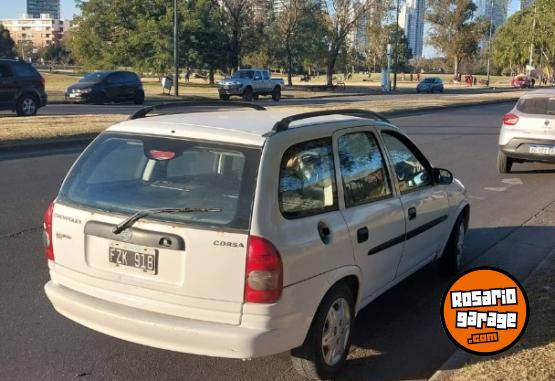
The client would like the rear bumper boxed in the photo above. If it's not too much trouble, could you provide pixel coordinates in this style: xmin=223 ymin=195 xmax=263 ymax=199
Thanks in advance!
xmin=44 ymin=280 xmax=300 ymax=359
xmin=500 ymin=138 xmax=555 ymax=163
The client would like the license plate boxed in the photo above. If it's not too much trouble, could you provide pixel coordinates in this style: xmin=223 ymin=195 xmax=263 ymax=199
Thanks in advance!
xmin=69 ymin=93 xmax=77 ymax=98
xmin=529 ymin=145 xmax=555 ymax=155
xmin=109 ymin=244 xmax=158 ymax=274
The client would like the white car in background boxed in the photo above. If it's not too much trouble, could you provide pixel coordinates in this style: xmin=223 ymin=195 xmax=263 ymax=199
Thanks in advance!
xmin=498 ymin=90 xmax=555 ymax=173
xmin=43 ymin=102 xmax=469 ymax=380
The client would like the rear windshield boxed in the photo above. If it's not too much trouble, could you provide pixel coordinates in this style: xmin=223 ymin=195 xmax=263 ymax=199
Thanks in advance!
xmin=516 ymin=96 xmax=555 ymax=115
xmin=58 ymin=133 xmax=261 ymax=231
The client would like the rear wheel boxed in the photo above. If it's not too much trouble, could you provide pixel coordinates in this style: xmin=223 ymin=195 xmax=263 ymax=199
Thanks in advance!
xmin=438 ymin=213 xmax=467 ymax=276
xmin=133 ymin=91 xmax=145 ymax=105
xmin=16 ymin=94 xmax=38 ymax=116
xmin=291 ymin=284 xmax=354 ymax=380
xmin=497 ymin=151 xmax=513 ymax=173
xmin=272 ymin=87 xmax=281 ymax=101
xmin=219 ymin=94 xmax=230 ymax=101
xmin=242 ymin=87 xmax=253 ymax=102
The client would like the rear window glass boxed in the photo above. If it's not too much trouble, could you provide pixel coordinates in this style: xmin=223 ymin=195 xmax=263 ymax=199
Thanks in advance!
xmin=13 ymin=63 xmax=38 ymax=77
xmin=58 ymin=133 xmax=261 ymax=231
xmin=516 ymin=96 xmax=555 ymax=115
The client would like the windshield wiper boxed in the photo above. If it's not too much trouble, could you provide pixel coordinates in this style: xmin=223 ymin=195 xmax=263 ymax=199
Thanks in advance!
xmin=112 ymin=207 xmax=222 ymax=235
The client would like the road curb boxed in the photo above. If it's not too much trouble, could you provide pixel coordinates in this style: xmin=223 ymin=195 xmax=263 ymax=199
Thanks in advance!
xmin=428 ymin=244 xmax=555 ymax=381
xmin=0 ymin=98 xmax=518 ymax=155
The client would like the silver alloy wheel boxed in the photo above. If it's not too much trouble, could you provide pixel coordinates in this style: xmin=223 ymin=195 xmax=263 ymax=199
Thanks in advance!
xmin=456 ymin=222 xmax=466 ymax=268
xmin=321 ymin=297 xmax=351 ymax=366
xmin=22 ymin=98 xmax=36 ymax=115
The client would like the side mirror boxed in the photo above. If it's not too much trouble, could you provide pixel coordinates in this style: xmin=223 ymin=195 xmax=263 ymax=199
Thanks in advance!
xmin=433 ymin=168 xmax=453 ymax=185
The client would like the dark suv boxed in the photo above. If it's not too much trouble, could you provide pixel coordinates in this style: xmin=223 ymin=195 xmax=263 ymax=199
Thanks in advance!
xmin=65 ymin=71 xmax=145 ymax=105
xmin=0 ymin=59 xmax=48 ymax=116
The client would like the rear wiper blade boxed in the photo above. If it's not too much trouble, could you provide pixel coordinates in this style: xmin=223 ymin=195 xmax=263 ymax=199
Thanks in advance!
xmin=112 ymin=207 xmax=222 ymax=235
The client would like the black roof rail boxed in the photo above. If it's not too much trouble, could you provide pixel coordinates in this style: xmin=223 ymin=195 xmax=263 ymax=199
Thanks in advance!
xmin=128 ymin=101 xmax=266 ymax=120
xmin=272 ymin=109 xmax=390 ymax=133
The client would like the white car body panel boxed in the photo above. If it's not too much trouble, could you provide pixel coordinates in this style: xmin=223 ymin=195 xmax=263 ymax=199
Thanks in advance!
xmin=45 ymin=110 xmax=469 ymax=360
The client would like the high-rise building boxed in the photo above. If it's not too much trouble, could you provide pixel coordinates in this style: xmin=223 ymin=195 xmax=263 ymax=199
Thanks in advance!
xmin=398 ymin=0 xmax=425 ymax=57
xmin=1 ymin=13 xmax=68 ymax=49
xmin=476 ymin=0 xmax=509 ymax=29
xmin=520 ymin=0 xmax=534 ymax=10
xmin=27 ymin=0 xmax=60 ymax=20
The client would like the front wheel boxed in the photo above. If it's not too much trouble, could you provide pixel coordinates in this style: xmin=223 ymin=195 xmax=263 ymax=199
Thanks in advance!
xmin=497 ymin=151 xmax=513 ymax=173
xmin=438 ymin=213 xmax=467 ymax=276
xmin=16 ymin=94 xmax=38 ymax=116
xmin=242 ymin=87 xmax=253 ymax=102
xmin=219 ymin=94 xmax=230 ymax=101
xmin=291 ymin=284 xmax=354 ymax=380
xmin=133 ymin=91 xmax=145 ymax=105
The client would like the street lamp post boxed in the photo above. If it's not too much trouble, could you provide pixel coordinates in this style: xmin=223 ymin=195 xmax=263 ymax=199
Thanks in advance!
xmin=174 ymin=0 xmax=179 ymax=97
xmin=393 ymin=0 xmax=400 ymax=91
xmin=486 ymin=0 xmax=494 ymax=87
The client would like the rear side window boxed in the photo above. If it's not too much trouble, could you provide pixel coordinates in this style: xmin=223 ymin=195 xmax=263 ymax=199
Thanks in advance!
xmin=516 ymin=97 xmax=555 ymax=115
xmin=338 ymin=132 xmax=392 ymax=207
xmin=13 ymin=63 xmax=38 ymax=77
xmin=279 ymin=138 xmax=337 ymax=219
xmin=58 ymin=133 xmax=261 ymax=231
xmin=0 ymin=63 xmax=12 ymax=77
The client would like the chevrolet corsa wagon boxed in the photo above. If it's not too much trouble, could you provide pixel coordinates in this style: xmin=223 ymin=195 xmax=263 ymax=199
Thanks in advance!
xmin=43 ymin=103 xmax=469 ymax=380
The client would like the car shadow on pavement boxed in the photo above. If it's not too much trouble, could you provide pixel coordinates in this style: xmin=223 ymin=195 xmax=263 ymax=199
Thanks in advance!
xmin=335 ymin=225 xmax=555 ymax=381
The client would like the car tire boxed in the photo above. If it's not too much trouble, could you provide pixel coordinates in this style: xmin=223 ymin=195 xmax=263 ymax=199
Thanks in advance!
xmin=291 ymin=284 xmax=354 ymax=380
xmin=219 ymin=94 xmax=230 ymax=101
xmin=133 ymin=91 xmax=145 ymax=105
xmin=497 ymin=151 xmax=513 ymax=173
xmin=242 ymin=87 xmax=253 ymax=102
xmin=440 ymin=87 xmax=444 ymax=93
xmin=416 ymin=89 xmax=420 ymax=94
xmin=438 ymin=213 xmax=467 ymax=276
xmin=16 ymin=94 xmax=38 ymax=117
xmin=272 ymin=87 xmax=281 ymax=101
xmin=253 ymin=94 xmax=260 ymax=101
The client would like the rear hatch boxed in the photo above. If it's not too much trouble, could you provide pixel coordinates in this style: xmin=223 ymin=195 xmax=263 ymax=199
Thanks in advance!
xmin=514 ymin=95 xmax=555 ymax=141
xmin=51 ymin=132 xmax=261 ymax=325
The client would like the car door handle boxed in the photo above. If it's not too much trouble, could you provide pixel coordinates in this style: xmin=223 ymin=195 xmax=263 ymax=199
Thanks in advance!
xmin=317 ymin=221 xmax=332 ymax=245
xmin=408 ymin=207 xmax=417 ymax=220
xmin=357 ymin=227 xmax=369 ymax=243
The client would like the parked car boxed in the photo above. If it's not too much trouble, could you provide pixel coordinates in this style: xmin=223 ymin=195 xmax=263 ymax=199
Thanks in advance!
xmin=65 ymin=71 xmax=144 ymax=105
xmin=0 ymin=59 xmax=47 ymax=116
xmin=217 ymin=69 xmax=284 ymax=101
xmin=511 ymin=75 xmax=531 ymax=88
xmin=416 ymin=77 xmax=444 ymax=93
xmin=498 ymin=90 xmax=555 ymax=173
xmin=43 ymin=103 xmax=469 ymax=380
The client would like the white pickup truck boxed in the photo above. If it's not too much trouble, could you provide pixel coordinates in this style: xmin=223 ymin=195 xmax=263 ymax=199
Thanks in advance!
xmin=217 ymin=69 xmax=285 ymax=102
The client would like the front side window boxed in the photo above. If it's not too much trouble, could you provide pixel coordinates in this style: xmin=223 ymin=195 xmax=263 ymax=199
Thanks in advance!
xmin=279 ymin=139 xmax=337 ymax=218
xmin=382 ymin=133 xmax=431 ymax=193
xmin=58 ymin=133 xmax=260 ymax=230
xmin=338 ymin=132 xmax=392 ymax=207
xmin=262 ymin=71 xmax=270 ymax=80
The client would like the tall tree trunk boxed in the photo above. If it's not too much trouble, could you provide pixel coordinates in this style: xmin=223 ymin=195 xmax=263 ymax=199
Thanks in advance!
xmin=209 ymin=68 xmax=215 ymax=85
xmin=287 ymin=55 xmax=293 ymax=87
xmin=453 ymin=55 xmax=459 ymax=78
xmin=326 ymin=52 xmax=338 ymax=86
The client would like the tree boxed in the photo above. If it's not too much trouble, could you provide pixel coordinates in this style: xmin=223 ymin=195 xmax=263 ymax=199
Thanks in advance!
xmin=220 ymin=0 xmax=254 ymax=71
xmin=426 ymin=0 xmax=487 ymax=77
xmin=492 ymin=0 xmax=555 ymax=76
xmin=365 ymin=1 xmax=393 ymax=72
xmin=0 ymin=24 xmax=16 ymax=59
xmin=321 ymin=0 xmax=374 ymax=86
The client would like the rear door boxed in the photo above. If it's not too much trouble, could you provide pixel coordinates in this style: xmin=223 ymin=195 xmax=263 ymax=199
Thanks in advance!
xmin=380 ymin=131 xmax=449 ymax=276
xmin=0 ymin=63 xmax=16 ymax=105
xmin=334 ymin=127 xmax=406 ymax=300
xmin=104 ymin=72 xmax=123 ymax=100
xmin=52 ymin=133 xmax=261 ymax=324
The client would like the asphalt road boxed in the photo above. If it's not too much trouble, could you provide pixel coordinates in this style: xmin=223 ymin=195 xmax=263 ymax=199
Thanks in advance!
xmin=1 ymin=103 xmax=555 ymax=381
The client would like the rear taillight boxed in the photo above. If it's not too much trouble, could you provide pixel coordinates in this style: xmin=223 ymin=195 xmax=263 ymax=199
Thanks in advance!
xmin=503 ymin=113 xmax=519 ymax=126
xmin=245 ymin=236 xmax=283 ymax=303
xmin=42 ymin=201 xmax=55 ymax=261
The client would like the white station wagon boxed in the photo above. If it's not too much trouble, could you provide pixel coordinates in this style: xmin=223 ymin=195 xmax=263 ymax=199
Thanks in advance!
xmin=43 ymin=103 xmax=469 ymax=380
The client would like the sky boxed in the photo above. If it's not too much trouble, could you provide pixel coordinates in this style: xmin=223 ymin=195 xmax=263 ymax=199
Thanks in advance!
xmin=1 ymin=0 xmax=522 ymax=58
